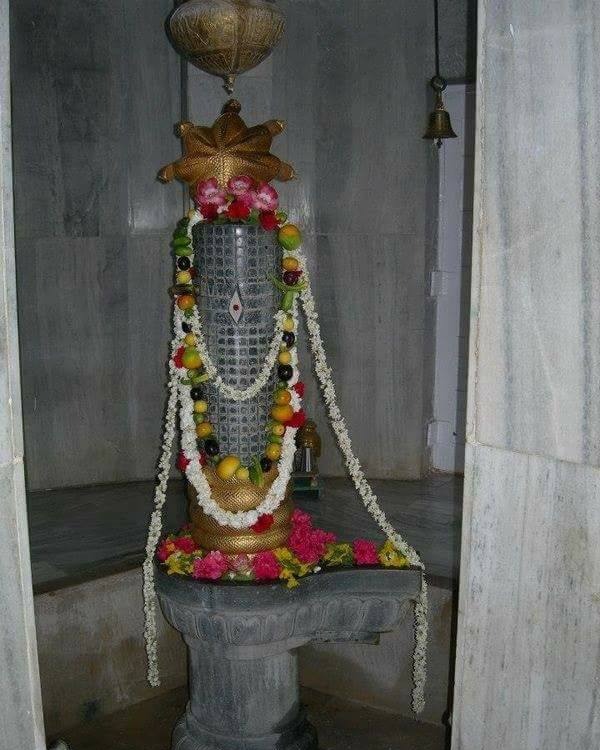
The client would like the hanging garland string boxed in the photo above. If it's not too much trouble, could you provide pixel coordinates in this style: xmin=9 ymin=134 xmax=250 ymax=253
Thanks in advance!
xmin=296 ymin=249 xmax=428 ymax=713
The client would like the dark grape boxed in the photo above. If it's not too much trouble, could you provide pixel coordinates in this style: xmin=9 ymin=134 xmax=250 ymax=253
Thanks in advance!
xmin=204 ymin=439 xmax=219 ymax=457
xmin=278 ymin=364 xmax=293 ymax=381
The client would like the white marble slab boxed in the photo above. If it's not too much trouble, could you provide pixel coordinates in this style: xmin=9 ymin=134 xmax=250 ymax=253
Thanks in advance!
xmin=0 ymin=1 xmax=46 ymax=744
xmin=453 ymin=2 xmax=600 ymax=747
xmin=454 ymin=443 xmax=600 ymax=749
xmin=467 ymin=0 xmax=600 ymax=467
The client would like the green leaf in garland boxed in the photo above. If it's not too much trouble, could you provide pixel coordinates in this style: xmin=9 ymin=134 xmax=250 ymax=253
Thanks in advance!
xmin=249 ymin=458 xmax=264 ymax=488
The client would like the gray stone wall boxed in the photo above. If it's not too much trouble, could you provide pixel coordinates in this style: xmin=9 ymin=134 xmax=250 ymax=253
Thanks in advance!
xmin=10 ymin=0 xmax=182 ymax=490
xmin=188 ymin=0 xmax=438 ymax=478
xmin=11 ymin=0 xmax=473 ymax=489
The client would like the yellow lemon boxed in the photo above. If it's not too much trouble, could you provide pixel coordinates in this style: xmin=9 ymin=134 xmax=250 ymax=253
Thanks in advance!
xmin=282 ymin=256 xmax=299 ymax=271
xmin=271 ymin=404 xmax=294 ymax=423
xmin=193 ymin=400 xmax=208 ymax=414
xmin=283 ymin=315 xmax=295 ymax=332
xmin=265 ymin=443 xmax=281 ymax=461
xmin=278 ymin=350 xmax=292 ymax=365
xmin=235 ymin=466 xmax=250 ymax=481
xmin=184 ymin=333 xmax=197 ymax=346
xmin=274 ymin=389 xmax=291 ymax=406
xmin=176 ymin=271 xmax=192 ymax=284
xmin=278 ymin=224 xmax=302 ymax=252
xmin=216 ymin=455 xmax=241 ymax=480
xmin=195 ymin=422 xmax=213 ymax=439
xmin=272 ymin=423 xmax=286 ymax=437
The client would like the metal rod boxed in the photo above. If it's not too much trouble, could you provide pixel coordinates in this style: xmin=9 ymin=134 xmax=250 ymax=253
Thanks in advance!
xmin=434 ymin=0 xmax=440 ymax=77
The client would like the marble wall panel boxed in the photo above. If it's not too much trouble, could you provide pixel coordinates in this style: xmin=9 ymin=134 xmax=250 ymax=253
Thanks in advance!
xmin=0 ymin=0 xmax=46 ymax=741
xmin=453 ymin=2 xmax=600 ymax=748
xmin=467 ymin=1 xmax=600 ymax=468
xmin=453 ymin=444 xmax=600 ymax=749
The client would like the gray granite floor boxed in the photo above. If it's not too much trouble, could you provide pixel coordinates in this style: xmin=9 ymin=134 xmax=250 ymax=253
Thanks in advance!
xmin=57 ymin=686 xmax=447 ymax=750
xmin=28 ymin=475 xmax=462 ymax=593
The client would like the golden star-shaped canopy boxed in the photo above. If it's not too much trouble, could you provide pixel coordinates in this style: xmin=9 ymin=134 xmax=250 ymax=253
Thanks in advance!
xmin=158 ymin=99 xmax=295 ymax=192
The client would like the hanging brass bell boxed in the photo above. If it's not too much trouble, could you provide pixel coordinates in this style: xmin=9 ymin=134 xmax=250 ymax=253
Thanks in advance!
xmin=423 ymin=76 xmax=457 ymax=147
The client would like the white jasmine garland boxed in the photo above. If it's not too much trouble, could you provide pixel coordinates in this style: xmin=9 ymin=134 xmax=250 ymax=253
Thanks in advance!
xmin=185 ymin=210 xmax=287 ymax=402
xmin=296 ymin=248 xmax=428 ymax=714
xmin=179 ymin=299 xmax=302 ymax=529
xmin=189 ymin=306 xmax=286 ymax=402
xmin=142 ymin=311 xmax=183 ymax=688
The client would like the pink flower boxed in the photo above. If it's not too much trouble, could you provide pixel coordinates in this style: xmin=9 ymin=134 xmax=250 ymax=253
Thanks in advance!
xmin=252 ymin=551 xmax=282 ymax=580
xmin=352 ymin=539 xmax=379 ymax=566
xmin=195 ymin=178 xmax=227 ymax=207
xmin=252 ymin=182 xmax=279 ymax=212
xmin=229 ymin=554 xmax=252 ymax=574
xmin=174 ymin=535 xmax=197 ymax=554
xmin=288 ymin=510 xmax=336 ymax=564
xmin=227 ymin=175 xmax=255 ymax=196
xmin=192 ymin=551 xmax=229 ymax=580
xmin=157 ymin=539 xmax=176 ymax=562
xmin=259 ymin=211 xmax=279 ymax=231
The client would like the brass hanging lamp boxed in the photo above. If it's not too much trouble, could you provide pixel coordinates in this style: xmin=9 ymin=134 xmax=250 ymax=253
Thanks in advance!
xmin=168 ymin=0 xmax=285 ymax=95
xmin=423 ymin=0 xmax=457 ymax=147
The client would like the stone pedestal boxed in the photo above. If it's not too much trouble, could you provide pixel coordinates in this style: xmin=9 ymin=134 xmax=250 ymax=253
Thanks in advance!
xmin=156 ymin=566 xmax=421 ymax=750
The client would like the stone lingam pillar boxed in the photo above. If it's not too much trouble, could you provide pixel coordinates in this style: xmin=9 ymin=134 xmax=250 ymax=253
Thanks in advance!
xmin=156 ymin=566 xmax=421 ymax=750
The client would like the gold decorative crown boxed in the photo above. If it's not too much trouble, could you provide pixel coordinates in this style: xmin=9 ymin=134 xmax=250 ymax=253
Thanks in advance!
xmin=158 ymin=99 xmax=295 ymax=192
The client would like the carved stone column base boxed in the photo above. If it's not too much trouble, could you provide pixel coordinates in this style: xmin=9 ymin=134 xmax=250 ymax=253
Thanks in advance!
xmin=156 ymin=566 xmax=421 ymax=750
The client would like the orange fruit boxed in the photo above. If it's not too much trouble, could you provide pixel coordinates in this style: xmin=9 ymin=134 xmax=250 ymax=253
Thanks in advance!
xmin=274 ymin=389 xmax=291 ymax=406
xmin=177 ymin=294 xmax=195 ymax=311
xmin=271 ymin=404 xmax=294 ymax=423
xmin=196 ymin=422 xmax=213 ymax=439
xmin=278 ymin=224 xmax=302 ymax=251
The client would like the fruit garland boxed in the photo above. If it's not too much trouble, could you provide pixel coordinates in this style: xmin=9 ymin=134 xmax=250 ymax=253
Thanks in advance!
xmin=169 ymin=182 xmax=308 ymax=528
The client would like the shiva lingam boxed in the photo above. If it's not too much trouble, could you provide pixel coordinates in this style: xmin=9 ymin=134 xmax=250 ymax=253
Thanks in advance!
xmin=160 ymin=99 xmax=296 ymax=555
